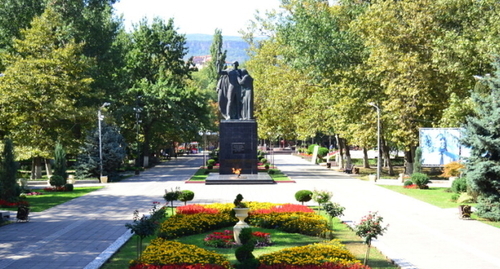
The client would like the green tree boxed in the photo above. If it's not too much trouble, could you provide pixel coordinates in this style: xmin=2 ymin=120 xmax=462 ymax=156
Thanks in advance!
xmin=0 ymin=139 xmax=18 ymax=202
xmin=461 ymin=62 xmax=500 ymax=221
xmin=0 ymin=5 xmax=94 ymax=178
xmin=76 ymin=121 xmax=126 ymax=182
xmin=123 ymin=17 xmax=210 ymax=163
xmin=53 ymin=142 xmax=68 ymax=180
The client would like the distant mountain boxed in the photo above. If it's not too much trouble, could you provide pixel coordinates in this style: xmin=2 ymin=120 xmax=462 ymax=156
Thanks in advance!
xmin=185 ymin=34 xmax=250 ymax=63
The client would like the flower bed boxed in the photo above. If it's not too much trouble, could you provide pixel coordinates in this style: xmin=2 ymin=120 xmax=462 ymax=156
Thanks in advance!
xmin=258 ymin=240 xmax=368 ymax=269
xmin=131 ymin=239 xmax=232 ymax=269
xmin=142 ymin=203 xmax=367 ymax=269
xmin=204 ymin=230 xmax=272 ymax=248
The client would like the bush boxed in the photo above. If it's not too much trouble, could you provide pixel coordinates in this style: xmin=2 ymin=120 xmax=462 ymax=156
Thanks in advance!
xmin=64 ymin=183 xmax=74 ymax=192
xmin=207 ymin=159 xmax=216 ymax=166
xmin=260 ymin=158 xmax=267 ymax=164
xmin=317 ymin=147 xmax=329 ymax=158
xmin=49 ymin=175 xmax=66 ymax=187
xmin=264 ymin=163 xmax=270 ymax=169
xmin=441 ymin=161 xmax=465 ymax=177
xmin=475 ymin=195 xmax=500 ymax=221
xmin=295 ymin=190 xmax=313 ymax=205
xmin=178 ymin=190 xmax=195 ymax=205
xmin=403 ymin=180 xmax=413 ymax=187
xmin=411 ymin=173 xmax=430 ymax=189
xmin=451 ymin=177 xmax=467 ymax=193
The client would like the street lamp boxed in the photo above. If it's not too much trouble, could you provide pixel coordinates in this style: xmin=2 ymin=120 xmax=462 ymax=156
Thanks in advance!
xmin=368 ymin=102 xmax=381 ymax=181
xmin=98 ymin=102 xmax=110 ymax=182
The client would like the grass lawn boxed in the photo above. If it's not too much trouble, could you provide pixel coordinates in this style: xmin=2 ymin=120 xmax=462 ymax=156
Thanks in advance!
xmin=102 ymin=217 xmax=397 ymax=269
xmin=378 ymin=185 xmax=500 ymax=229
xmin=378 ymin=185 xmax=458 ymax=208
xmin=0 ymin=187 xmax=104 ymax=212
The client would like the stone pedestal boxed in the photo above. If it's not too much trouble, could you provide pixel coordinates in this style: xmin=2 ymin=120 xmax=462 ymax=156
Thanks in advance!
xmin=219 ymin=120 xmax=258 ymax=175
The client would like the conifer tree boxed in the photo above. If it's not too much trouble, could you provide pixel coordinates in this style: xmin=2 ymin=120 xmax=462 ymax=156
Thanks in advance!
xmin=53 ymin=142 xmax=68 ymax=180
xmin=461 ymin=60 xmax=500 ymax=221
xmin=0 ymin=139 xmax=18 ymax=201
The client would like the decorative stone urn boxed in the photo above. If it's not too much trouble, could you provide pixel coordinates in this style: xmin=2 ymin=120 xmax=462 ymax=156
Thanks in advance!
xmin=233 ymin=207 xmax=250 ymax=244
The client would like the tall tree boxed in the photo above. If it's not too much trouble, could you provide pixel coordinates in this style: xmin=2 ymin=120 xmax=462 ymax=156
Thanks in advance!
xmin=0 ymin=139 xmax=18 ymax=202
xmin=461 ymin=61 xmax=500 ymax=221
xmin=123 ymin=17 xmax=210 ymax=163
xmin=0 ymin=5 xmax=94 ymax=178
xmin=53 ymin=142 xmax=68 ymax=180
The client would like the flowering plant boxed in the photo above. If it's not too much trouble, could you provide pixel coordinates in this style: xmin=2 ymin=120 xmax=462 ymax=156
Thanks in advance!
xmin=203 ymin=230 xmax=272 ymax=248
xmin=355 ymin=211 xmax=388 ymax=265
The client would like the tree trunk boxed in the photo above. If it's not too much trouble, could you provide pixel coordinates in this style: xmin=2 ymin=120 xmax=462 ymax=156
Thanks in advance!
xmin=31 ymin=157 xmax=43 ymax=179
xmin=404 ymin=147 xmax=415 ymax=175
xmin=344 ymin=141 xmax=352 ymax=168
xmin=362 ymin=147 xmax=370 ymax=168
xmin=336 ymin=135 xmax=345 ymax=168
xmin=45 ymin=159 xmax=52 ymax=178
xmin=381 ymin=138 xmax=394 ymax=176
xmin=363 ymin=242 xmax=371 ymax=266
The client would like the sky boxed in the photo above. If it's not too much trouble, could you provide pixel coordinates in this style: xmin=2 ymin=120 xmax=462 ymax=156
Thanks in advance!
xmin=113 ymin=0 xmax=282 ymax=36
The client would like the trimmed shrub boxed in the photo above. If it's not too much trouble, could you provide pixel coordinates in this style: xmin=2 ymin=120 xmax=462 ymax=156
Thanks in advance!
xmin=295 ymin=190 xmax=313 ymax=205
xmin=403 ymin=180 xmax=413 ymax=187
xmin=178 ymin=190 xmax=195 ymax=205
xmin=49 ymin=175 xmax=66 ymax=187
xmin=411 ymin=173 xmax=430 ymax=189
xmin=451 ymin=177 xmax=467 ymax=193
xmin=64 ymin=183 xmax=74 ymax=192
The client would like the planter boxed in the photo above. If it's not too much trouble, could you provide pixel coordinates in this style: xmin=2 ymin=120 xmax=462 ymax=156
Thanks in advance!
xmin=100 ymin=176 xmax=108 ymax=183
xmin=368 ymin=174 xmax=377 ymax=182
xmin=233 ymin=207 xmax=250 ymax=244
xmin=66 ymin=175 xmax=75 ymax=184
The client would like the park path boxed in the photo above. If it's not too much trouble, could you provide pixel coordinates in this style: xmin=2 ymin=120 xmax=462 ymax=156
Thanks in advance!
xmin=1 ymin=153 xmax=499 ymax=269
xmin=270 ymin=154 xmax=500 ymax=269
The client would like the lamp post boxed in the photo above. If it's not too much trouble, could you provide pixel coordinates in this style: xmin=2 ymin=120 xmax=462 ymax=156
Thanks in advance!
xmin=368 ymin=102 xmax=381 ymax=180
xmin=98 ymin=102 xmax=110 ymax=182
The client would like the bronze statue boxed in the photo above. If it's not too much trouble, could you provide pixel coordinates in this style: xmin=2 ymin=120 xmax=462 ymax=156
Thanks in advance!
xmin=217 ymin=61 xmax=242 ymax=120
xmin=239 ymin=69 xmax=253 ymax=120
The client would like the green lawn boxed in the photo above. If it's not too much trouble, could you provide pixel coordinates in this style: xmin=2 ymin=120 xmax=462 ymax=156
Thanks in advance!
xmin=0 ymin=187 xmax=104 ymax=212
xmin=102 ymin=217 xmax=397 ymax=269
xmin=378 ymin=185 xmax=500 ymax=229
xmin=378 ymin=185 xmax=458 ymax=208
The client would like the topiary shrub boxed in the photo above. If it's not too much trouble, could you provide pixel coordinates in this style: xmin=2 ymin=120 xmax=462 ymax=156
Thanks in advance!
xmin=295 ymin=190 xmax=313 ymax=205
xmin=403 ymin=180 xmax=414 ymax=187
xmin=260 ymin=158 xmax=267 ymax=164
xmin=64 ymin=183 xmax=74 ymax=192
xmin=317 ymin=147 xmax=329 ymax=158
xmin=411 ymin=173 xmax=430 ymax=189
xmin=234 ymin=227 xmax=259 ymax=269
xmin=451 ymin=177 xmax=467 ymax=193
xmin=49 ymin=175 xmax=66 ymax=188
xmin=178 ymin=190 xmax=195 ymax=205
xmin=207 ymin=159 xmax=215 ymax=169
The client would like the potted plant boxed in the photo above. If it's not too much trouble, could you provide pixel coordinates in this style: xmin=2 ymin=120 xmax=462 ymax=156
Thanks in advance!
xmin=232 ymin=194 xmax=250 ymax=244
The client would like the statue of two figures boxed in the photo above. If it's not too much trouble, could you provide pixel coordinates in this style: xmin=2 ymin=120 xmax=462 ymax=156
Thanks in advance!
xmin=217 ymin=61 xmax=254 ymax=120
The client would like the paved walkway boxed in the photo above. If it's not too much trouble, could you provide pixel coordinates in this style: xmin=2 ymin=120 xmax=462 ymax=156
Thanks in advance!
xmin=0 ymin=153 xmax=499 ymax=269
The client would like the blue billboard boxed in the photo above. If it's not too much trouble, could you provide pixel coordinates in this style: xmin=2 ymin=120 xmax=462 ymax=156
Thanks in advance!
xmin=419 ymin=128 xmax=468 ymax=167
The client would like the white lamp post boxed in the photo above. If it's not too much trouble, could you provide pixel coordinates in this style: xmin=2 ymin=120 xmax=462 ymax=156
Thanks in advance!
xmin=98 ymin=102 xmax=110 ymax=182
xmin=368 ymin=102 xmax=381 ymax=180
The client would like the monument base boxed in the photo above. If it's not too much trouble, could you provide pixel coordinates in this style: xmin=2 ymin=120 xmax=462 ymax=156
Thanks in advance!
xmin=205 ymin=173 xmax=275 ymax=185
xmin=219 ymin=120 xmax=258 ymax=175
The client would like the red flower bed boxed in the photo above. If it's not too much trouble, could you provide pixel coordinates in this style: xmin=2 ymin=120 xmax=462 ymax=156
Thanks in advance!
xmin=258 ymin=263 xmax=370 ymax=269
xmin=0 ymin=199 xmax=29 ymax=208
xmin=43 ymin=186 xmax=68 ymax=192
xmin=130 ymin=264 xmax=228 ymax=269
xmin=176 ymin=204 xmax=219 ymax=215
xmin=403 ymin=184 xmax=419 ymax=189
xmin=251 ymin=204 xmax=314 ymax=215
xmin=204 ymin=230 xmax=272 ymax=248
